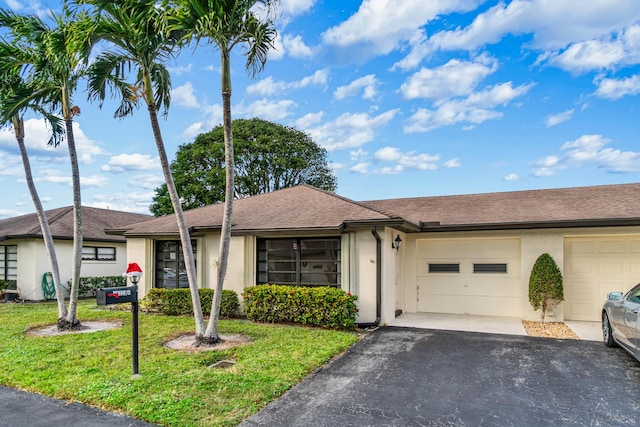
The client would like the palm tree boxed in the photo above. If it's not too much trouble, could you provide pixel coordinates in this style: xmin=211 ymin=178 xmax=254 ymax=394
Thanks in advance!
xmin=0 ymin=68 xmax=68 ymax=320
xmin=166 ymin=0 xmax=278 ymax=343
xmin=75 ymin=0 xmax=207 ymax=337
xmin=0 ymin=7 xmax=94 ymax=329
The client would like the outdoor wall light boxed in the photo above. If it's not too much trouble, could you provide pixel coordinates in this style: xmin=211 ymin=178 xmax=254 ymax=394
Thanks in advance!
xmin=391 ymin=234 xmax=402 ymax=252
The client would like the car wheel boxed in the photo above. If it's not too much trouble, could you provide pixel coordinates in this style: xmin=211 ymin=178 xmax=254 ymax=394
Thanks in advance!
xmin=602 ymin=312 xmax=618 ymax=347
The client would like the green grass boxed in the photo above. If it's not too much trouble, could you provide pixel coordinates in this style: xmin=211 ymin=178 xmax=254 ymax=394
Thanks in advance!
xmin=0 ymin=300 xmax=359 ymax=426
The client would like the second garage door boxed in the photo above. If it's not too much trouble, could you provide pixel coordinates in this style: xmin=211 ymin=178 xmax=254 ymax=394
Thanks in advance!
xmin=417 ymin=238 xmax=521 ymax=317
xmin=564 ymin=235 xmax=640 ymax=321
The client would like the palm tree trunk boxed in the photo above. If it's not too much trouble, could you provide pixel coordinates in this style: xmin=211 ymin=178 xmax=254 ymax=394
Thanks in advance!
xmin=62 ymin=117 xmax=82 ymax=329
xmin=143 ymin=73 xmax=206 ymax=337
xmin=13 ymin=115 xmax=67 ymax=319
xmin=204 ymin=48 xmax=234 ymax=343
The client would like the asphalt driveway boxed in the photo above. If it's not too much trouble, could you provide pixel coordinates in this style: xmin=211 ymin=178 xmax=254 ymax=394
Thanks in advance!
xmin=241 ymin=327 xmax=640 ymax=426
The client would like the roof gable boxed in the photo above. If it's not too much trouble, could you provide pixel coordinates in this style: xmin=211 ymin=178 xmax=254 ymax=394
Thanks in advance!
xmin=0 ymin=206 xmax=151 ymax=242
xmin=121 ymin=185 xmax=399 ymax=236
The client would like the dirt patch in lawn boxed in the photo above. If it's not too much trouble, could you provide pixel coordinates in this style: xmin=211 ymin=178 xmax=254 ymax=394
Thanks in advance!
xmin=26 ymin=320 xmax=124 ymax=337
xmin=164 ymin=334 xmax=250 ymax=352
xmin=522 ymin=320 xmax=579 ymax=340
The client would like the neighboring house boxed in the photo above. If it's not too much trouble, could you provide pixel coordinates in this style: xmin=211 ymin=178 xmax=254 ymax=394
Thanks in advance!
xmin=111 ymin=183 xmax=640 ymax=324
xmin=0 ymin=206 xmax=151 ymax=300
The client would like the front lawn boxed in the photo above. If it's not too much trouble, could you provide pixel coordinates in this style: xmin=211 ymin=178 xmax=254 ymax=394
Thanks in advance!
xmin=0 ymin=300 xmax=358 ymax=426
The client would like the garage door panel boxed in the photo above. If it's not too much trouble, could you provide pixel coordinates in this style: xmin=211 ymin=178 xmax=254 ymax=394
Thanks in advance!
xmin=418 ymin=295 xmax=520 ymax=317
xmin=418 ymin=281 xmax=519 ymax=298
xmin=417 ymin=238 xmax=521 ymax=318
xmin=565 ymin=236 xmax=639 ymax=321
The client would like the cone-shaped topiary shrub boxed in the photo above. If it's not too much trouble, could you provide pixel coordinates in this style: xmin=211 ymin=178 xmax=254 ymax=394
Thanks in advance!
xmin=528 ymin=253 xmax=564 ymax=323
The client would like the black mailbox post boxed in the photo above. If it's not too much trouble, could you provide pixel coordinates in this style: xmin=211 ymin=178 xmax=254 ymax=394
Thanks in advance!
xmin=96 ymin=280 xmax=141 ymax=375
xmin=96 ymin=286 xmax=138 ymax=306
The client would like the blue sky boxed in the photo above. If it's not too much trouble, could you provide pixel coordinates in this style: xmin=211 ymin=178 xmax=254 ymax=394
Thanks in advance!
xmin=1 ymin=0 xmax=640 ymax=218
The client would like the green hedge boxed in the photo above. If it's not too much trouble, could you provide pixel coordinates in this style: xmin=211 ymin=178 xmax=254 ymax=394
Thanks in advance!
xmin=144 ymin=288 xmax=239 ymax=317
xmin=67 ymin=276 xmax=126 ymax=298
xmin=242 ymin=284 xmax=358 ymax=330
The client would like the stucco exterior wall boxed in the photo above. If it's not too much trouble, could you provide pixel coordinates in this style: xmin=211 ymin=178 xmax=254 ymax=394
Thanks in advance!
xmin=11 ymin=239 xmax=128 ymax=301
xmin=350 ymin=229 xmax=378 ymax=324
xmin=126 ymin=237 xmax=151 ymax=298
xmin=396 ymin=226 xmax=640 ymax=322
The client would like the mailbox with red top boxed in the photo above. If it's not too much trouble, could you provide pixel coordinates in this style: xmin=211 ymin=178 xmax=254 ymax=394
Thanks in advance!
xmin=96 ymin=286 xmax=138 ymax=305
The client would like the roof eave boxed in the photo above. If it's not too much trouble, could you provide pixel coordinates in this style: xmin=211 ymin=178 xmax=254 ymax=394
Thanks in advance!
xmin=420 ymin=217 xmax=640 ymax=232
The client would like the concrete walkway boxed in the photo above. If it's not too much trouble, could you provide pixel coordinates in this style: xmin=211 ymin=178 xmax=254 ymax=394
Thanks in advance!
xmin=388 ymin=312 xmax=602 ymax=341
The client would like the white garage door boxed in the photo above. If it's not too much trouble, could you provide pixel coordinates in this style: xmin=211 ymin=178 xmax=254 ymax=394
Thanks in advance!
xmin=417 ymin=238 xmax=521 ymax=317
xmin=564 ymin=236 xmax=640 ymax=321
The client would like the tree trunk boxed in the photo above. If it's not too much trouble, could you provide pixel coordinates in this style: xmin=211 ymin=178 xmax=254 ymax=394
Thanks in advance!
xmin=13 ymin=115 xmax=67 ymax=319
xmin=203 ymin=48 xmax=234 ymax=344
xmin=61 ymin=117 xmax=82 ymax=330
xmin=143 ymin=73 xmax=206 ymax=337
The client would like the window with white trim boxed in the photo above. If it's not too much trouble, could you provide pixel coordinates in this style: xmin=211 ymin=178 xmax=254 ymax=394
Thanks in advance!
xmin=82 ymin=246 xmax=116 ymax=261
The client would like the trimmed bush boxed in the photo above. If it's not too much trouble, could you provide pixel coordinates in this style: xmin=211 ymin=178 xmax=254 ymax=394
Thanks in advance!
xmin=144 ymin=288 xmax=239 ymax=318
xmin=528 ymin=253 xmax=564 ymax=323
xmin=0 ymin=280 xmax=8 ymax=291
xmin=68 ymin=276 xmax=126 ymax=298
xmin=242 ymin=284 xmax=358 ymax=330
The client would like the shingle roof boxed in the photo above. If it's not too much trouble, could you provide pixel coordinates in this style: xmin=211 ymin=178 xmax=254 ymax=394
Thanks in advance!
xmin=120 ymin=185 xmax=399 ymax=236
xmin=0 ymin=206 xmax=151 ymax=242
xmin=116 ymin=182 xmax=640 ymax=237
xmin=361 ymin=183 xmax=640 ymax=230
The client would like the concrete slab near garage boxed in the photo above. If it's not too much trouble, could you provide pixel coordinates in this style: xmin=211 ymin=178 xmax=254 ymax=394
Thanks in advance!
xmin=388 ymin=312 xmax=602 ymax=341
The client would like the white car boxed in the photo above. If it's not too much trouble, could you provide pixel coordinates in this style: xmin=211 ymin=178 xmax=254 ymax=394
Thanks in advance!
xmin=602 ymin=283 xmax=640 ymax=362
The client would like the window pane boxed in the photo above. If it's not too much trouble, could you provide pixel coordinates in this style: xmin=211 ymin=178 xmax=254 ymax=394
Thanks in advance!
xmin=97 ymin=247 xmax=116 ymax=261
xmin=155 ymin=240 xmax=196 ymax=289
xmin=257 ymin=238 xmax=340 ymax=287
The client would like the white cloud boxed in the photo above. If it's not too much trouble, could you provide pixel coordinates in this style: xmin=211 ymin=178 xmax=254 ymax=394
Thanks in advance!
xmin=304 ymin=109 xmax=399 ymax=151
xmin=443 ymin=158 xmax=461 ymax=168
xmin=373 ymin=146 xmax=440 ymax=173
xmin=334 ymin=74 xmax=379 ymax=100
xmin=350 ymin=148 xmax=368 ymax=161
xmin=240 ymin=99 xmax=297 ymax=121
xmin=182 ymin=122 xmax=206 ymax=140
xmin=295 ymin=111 xmax=324 ymax=129
xmin=350 ymin=162 xmax=370 ymax=174
xmin=400 ymin=56 xmax=498 ymax=100
xmin=544 ymin=109 xmax=574 ymax=127
xmin=594 ymin=74 xmax=640 ymax=99
xmin=504 ymin=173 xmax=519 ymax=181
xmin=394 ymin=0 xmax=640 ymax=72
xmin=89 ymin=191 xmax=156 ymax=215
xmin=246 ymin=76 xmax=289 ymax=96
xmin=322 ymin=0 xmax=481 ymax=63
xmin=171 ymin=82 xmax=200 ymax=108
xmin=101 ymin=153 xmax=161 ymax=173
xmin=282 ymin=34 xmax=314 ymax=58
xmin=246 ymin=69 xmax=328 ymax=96
xmin=167 ymin=63 xmax=193 ymax=76
xmin=532 ymin=134 xmax=640 ymax=176
xmin=404 ymin=82 xmax=534 ymax=133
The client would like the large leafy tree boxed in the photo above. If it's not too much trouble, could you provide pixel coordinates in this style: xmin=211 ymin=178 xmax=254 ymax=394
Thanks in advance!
xmin=76 ymin=0 xmax=207 ymax=337
xmin=150 ymin=118 xmax=337 ymax=216
xmin=0 ymin=7 xmax=93 ymax=329
xmin=167 ymin=0 xmax=278 ymax=343
xmin=0 ymin=68 xmax=67 ymax=319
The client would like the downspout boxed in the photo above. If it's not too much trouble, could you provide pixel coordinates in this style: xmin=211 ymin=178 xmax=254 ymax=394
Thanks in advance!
xmin=357 ymin=227 xmax=382 ymax=328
